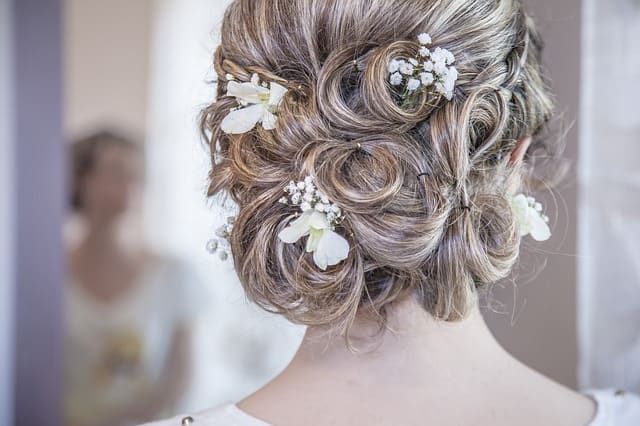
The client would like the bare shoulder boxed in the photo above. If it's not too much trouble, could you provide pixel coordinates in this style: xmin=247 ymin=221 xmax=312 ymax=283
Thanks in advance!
xmin=236 ymin=365 xmax=599 ymax=426
xmin=515 ymin=366 xmax=597 ymax=425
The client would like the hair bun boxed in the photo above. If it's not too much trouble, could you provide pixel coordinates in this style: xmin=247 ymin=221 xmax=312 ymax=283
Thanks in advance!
xmin=200 ymin=0 xmax=560 ymax=335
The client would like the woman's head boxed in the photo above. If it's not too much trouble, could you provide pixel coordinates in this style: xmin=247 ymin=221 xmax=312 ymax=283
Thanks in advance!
xmin=201 ymin=0 xmax=558 ymax=334
xmin=71 ymin=130 xmax=142 ymax=221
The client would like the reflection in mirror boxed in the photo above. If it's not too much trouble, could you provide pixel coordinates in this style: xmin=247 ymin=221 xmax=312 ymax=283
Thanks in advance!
xmin=64 ymin=130 xmax=201 ymax=426
xmin=62 ymin=1 xmax=304 ymax=425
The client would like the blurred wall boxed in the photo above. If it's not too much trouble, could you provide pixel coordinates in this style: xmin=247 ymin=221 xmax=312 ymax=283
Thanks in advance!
xmin=64 ymin=0 xmax=154 ymax=136
xmin=578 ymin=0 xmax=640 ymax=392
xmin=1 ymin=0 xmax=14 ymax=423
xmin=484 ymin=0 xmax=582 ymax=389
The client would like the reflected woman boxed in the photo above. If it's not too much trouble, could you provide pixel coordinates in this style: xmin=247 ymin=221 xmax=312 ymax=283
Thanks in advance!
xmin=65 ymin=131 xmax=203 ymax=426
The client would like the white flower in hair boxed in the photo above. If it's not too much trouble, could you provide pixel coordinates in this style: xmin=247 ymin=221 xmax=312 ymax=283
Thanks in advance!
xmin=433 ymin=60 xmax=448 ymax=75
xmin=390 ymin=72 xmax=403 ymax=86
xmin=221 ymin=73 xmax=288 ymax=134
xmin=511 ymin=194 xmax=551 ymax=241
xmin=431 ymin=46 xmax=455 ymax=66
xmin=398 ymin=61 xmax=414 ymax=75
xmin=206 ymin=216 xmax=235 ymax=261
xmin=388 ymin=59 xmax=402 ymax=73
xmin=407 ymin=78 xmax=421 ymax=92
xmin=434 ymin=67 xmax=458 ymax=100
xmin=387 ymin=33 xmax=459 ymax=101
xmin=277 ymin=176 xmax=349 ymax=270
xmin=418 ymin=33 xmax=432 ymax=45
xmin=420 ymin=72 xmax=434 ymax=86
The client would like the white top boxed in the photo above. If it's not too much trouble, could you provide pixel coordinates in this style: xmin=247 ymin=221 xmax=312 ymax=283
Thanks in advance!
xmin=583 ymin=389 xmax=640 ymax=425
xmin=64 ymin=256 xmax=206 ymax=426
xmin=140 ymin=389 xmax=640 ymax=426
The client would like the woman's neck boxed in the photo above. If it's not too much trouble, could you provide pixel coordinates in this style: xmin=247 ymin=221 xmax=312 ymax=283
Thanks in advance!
xmin=289 ymin=296 xmax=512 ymax=385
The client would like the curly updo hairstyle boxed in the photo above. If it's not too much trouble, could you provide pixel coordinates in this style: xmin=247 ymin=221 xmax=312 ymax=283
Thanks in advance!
xmin=200 ymin=0 xmax=558 ymax=336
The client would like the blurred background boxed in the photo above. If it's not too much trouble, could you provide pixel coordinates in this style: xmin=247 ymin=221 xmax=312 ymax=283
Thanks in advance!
xmin=1 ymin=0 xmax=639 ymax=425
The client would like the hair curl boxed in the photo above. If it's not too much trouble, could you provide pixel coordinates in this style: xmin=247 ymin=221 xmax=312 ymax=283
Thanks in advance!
xmin=200 ymin=0 xmax=561 ymax=336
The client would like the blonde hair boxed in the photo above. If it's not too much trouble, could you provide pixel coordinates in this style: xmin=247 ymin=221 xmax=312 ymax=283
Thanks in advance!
xmin=200 ymin=0 xmax=558 ymax=336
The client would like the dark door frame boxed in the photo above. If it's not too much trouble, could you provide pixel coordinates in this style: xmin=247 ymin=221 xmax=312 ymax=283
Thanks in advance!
xmin=9 ymin=0 xmax=65 ymax=425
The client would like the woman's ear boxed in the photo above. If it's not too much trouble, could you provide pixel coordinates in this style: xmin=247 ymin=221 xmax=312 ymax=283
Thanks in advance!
xmin=509 ymin=136 xmax=532 ymax=165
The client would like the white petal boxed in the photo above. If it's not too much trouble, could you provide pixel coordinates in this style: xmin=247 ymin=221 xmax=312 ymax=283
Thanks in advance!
xmin=399 ymin=63 xmax=415 ymax=75
xmin=388 ymin=59 xmax=401 ymax=73
xmin=511 ymin=194 xmax=528 ymax=211
xmin=307 ymin=210 xmax=330 ymax=230
xmin=444 ymin=67 xmax=458 ymax=94
xmin=420 ymin=72 xmax=434 ymax=86
xmin=529 ymin=214 xmax=552 ymax=241
xmin=443 ymin=49 xmax=456 ymax=65
xmin=407 ymin=78 xmax=421 ymax=91
xmin=417 ymin=33 xmax=432 ymax=45
xmin=220 ymin=104 xmax=263 ymax=134
xmin=306 ymin=228 xmax=323 ymax=252
xmin=434 ymin=61 xmax=447 ymax=75
xmin=390 ymin=72 xmax=403 ymax=85
xmin=268 ymin=82 xmax=288 ymax=107
xmin=511 ymin=194 xmax=532 ymax=237
xmin=261 ymin=109 xmax=278 ymax=130
xmin=226 ymin=80 xmax=264 ymax=104
xmin=313 ymin=229 xmax=350 ymax=270
xmin=277 ymin=212 xmax=312 ymax=244
xmin=250 ymin=73 xmax=261 ymax=87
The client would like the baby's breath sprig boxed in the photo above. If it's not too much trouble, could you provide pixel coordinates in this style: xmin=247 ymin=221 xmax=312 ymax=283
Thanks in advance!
xmin=279 ymin=176 xmax=344 ymax=228
xmin=388 ymin=33 xmax=459 ymax=103
xmin=206 ymin=216 xmax=235 ymax=261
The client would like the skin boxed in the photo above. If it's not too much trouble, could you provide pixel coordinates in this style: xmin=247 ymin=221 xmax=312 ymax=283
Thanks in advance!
xmin=68 ymin=143 xmax=191 ymax=426
xmin=510 ymin=136 xmax=532 ymax=165
xmin=236 ymin=137 xmax=598 ymax=426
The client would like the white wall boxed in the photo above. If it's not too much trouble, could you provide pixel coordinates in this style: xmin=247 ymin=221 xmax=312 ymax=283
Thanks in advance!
xmin=0 ymin=0 xmax=15 ymax=423
xmin=64 ymin=0 xmax=154 ymax=137
xmin=578 ymin=0 xmax=640 ymax=392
